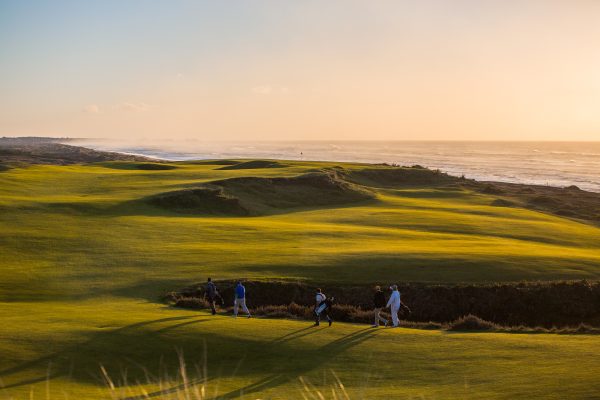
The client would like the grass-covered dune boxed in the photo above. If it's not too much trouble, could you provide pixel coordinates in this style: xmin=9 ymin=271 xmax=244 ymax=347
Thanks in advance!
xmin=1 ymin=159 xmax=600 ymax=301
xmin=147 ymin=171 xmax=375 ymax=216
xmin=0 ymin=137 xmax=153 ymax=166
xmin=1 ymin=158 xmax=600 ymax=398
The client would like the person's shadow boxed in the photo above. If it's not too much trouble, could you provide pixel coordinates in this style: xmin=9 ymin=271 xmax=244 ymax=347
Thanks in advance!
xmin=0 ymin=316 xmax=206 ymax=390
xmin=2 ymin=319 xmax=378 ymax=400
xmin=214 ymin=327 xmax=379 ymax=400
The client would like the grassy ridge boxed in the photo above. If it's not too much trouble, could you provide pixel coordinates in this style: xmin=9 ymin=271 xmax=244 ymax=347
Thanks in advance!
xmin=1 ymin=161 xmax=600 ymax=301
xmin=1 ymin=160 xmax=600 ymax=398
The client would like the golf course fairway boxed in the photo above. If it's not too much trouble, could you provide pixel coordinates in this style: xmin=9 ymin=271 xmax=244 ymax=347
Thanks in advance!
xmin=1 ymin=160 xmax=599 ymax=398
xmin=1 ymin=299 xmax=600 ymax=399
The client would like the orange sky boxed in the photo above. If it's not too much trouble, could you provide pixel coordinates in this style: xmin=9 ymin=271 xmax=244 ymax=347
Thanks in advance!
xmin=1 ymin=1 xmax=600 ymax=141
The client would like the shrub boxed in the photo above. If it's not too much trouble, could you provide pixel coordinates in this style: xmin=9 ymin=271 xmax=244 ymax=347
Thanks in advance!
xmin=174 ymin=297 xmax=208 ymax=309
xmin=400 ymin=320 xmax=444 ymax=330
xmin=447 ymin=314 xmax=499 ymax=331
xmin=491 ymin=198 xmax=515 ymax=207
xmin=169 ymin=279 xmax=600 ymax=331
xmin=253 ymin=303 xmax=314 ymax=319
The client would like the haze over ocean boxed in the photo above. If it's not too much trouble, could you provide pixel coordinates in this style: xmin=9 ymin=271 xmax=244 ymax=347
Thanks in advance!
xmin=75 ymin=140 xmax=600 ymax=193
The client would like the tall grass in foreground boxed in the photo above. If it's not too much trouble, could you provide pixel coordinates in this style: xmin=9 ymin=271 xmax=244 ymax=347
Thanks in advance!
xmin=4 ymin=350 xmax=351 ymax=400
xmin=100 ymin=351 xmax=351 ymax=400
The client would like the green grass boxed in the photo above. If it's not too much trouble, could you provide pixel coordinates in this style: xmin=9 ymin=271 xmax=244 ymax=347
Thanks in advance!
xmin=1 ymin=160 xmax=600 ymax=398
xmin=1 ymin=299 xmax=599 ymax=399
xmin=1 ymin=160 xmax=599 ymax=302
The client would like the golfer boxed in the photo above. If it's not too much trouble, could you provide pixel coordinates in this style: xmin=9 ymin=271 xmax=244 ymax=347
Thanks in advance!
xmin=314 ymin=288 xmax=332 ymax=326
xmin=372 ymin=286 xmax=389 ymax=327
xmin=386 ymin=284 xmax=401 ymax=327
xmin=204 ymin=277 xmax=221 ymax=315
xmin=233 ymin=281 xmax=251 ymax=318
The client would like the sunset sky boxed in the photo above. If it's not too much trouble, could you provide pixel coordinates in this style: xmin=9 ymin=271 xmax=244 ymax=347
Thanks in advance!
xmin=1 ymin=0 xmax=600 ymax=141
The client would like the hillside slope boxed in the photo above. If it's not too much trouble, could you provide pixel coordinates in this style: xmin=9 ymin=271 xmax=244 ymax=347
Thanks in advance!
xmin=2 ymin=158 xmax=600 ymax=399
xmin=1 ymin=160 xmax=600 ymax=303
xmin=148 ymin=171 xmax=374 ymax=215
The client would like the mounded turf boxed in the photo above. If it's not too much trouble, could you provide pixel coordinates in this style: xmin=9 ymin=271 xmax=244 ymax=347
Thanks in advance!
xmin=147 ymin=172 xmax=374 ymax=216
xmin=1 ymin=159 xmax=600 ymax=398
xmin=1 ymin=160 xmax=600 ymax=302
xmin=1 ymin=299 xmax=599 ymax=399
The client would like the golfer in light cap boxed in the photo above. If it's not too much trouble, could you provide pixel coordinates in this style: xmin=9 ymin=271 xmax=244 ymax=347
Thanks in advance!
xmin=386 ymin=284 xmax=401 ymax=327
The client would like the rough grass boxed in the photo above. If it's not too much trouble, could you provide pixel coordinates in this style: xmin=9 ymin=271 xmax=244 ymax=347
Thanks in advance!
xmin=468 ymin=181 xmax=600 ymax=225
xmin=147 ymin=171 xmax=375 ymax=216
xmin=217 ymin=159 xmax=287 ymax=170
xmin=102 ymin=162 xmax=177 ymax=170
xmin=342 ymin=165 xmax=458 ymax=188
xmin=447 ymin=314 xmax=499 ymax=331
xmin=171 ymin=296 xmax=600 ymax=334
xmin=148 ymin=187 xmax=249 ymax=215
xmin=168 ymin=279 xmax=600 ymax=328
xmin=207 ymin=171 xmax=375 ymax=214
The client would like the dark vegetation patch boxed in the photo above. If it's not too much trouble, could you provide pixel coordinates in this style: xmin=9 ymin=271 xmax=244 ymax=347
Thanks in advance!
xmin=212 ymin=172 xmax=374 ymax=209
xmin=147 ymin=172 xmax=374 ymax=216
xmin=101 ymin=162 xmax=177 ymax=170
xmin=217 ymin=160 xmax=287 ymax=170
xmin=0 ymin=137 xmax=153 ymax=165
xmin=170 ymin=297 xmax=439 ymax=330
xmin=491 ymin=199 xmax=515 ymax=207
xmin=186 ymin=160 xmax=241 ymax=166
xmin=529 ymin=195 xmax=562 ymax=207
xmin=480 ymin=184 xmax=505 ymax=195
xmin=465 ymin=180 xmax=600 ymax=225
xmin=166 ymin=280 xmax=600 ymax=332
xmin=147 ymin=187 xmax=248 ymax=215
xmin=342 ymin=165 xmax=459 ymax=188
xmin=447 ymin=314 xmax=499 ymax=331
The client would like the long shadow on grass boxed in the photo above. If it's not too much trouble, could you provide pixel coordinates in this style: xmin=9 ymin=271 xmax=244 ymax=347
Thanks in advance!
xmin=119 ymin=325 xmax=322 ymax=400
xmin=0 ymin=316 xmax=202 ymax=390
xmin=214 ymin=327 xmax=379 ymax=400
xmin=113 ymin=196 xmax=379 ymax=219
xmin=1 ymin=317 xmax=378 ymax=399
xmin=121 ymin=326 xmax=378 ymax=400
xmin=269 ymin=326 xmax=316 ymax=344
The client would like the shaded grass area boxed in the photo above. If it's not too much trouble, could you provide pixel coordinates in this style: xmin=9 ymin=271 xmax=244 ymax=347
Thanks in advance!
xmin=170 ymin=280 xmax=600 ymax=328
xmin=2 ymin=160 xmax=600 ymax=398
xmin=146 ymin=171 xmax=374 ymax=216
xmin=100 ymin=162 xmax=177 ymax=170
xmin=217 ymin=160 xmax=287 ymax=170
xmin=467 ymin=181 xmax=600 ymax=225
xmin=1 ymin=161 xmax=600 ymax=303
xmin=1 ymin=299 xmax=599 ymax=399
xmin=173 ymin=297 xmax=600 ymax=333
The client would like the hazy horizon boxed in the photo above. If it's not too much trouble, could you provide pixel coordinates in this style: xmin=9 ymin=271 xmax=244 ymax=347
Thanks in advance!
xmin=2 ymin=1 xmax=600 ymax=142
xmin=7 ymin=136 xmax=600 ymax=143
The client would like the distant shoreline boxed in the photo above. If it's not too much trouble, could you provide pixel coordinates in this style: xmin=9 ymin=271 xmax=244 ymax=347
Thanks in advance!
xmin=2 ymin=137 xmax=600 ymax=227
xmin=2 ymin=136 xmax=600 ymax=193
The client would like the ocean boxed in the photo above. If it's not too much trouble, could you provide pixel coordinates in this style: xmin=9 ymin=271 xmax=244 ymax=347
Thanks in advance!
xmin=75 ymin=140 xmax=600 ymax=193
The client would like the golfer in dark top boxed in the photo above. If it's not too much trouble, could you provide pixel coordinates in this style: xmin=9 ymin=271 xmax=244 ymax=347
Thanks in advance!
xmin=372 ymin=286 xmax=389 ymax=327
xmin=204 ymin=277 xmax=220 ymax=315
xmin=314 ymin=288 xmax=333 ymax=326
